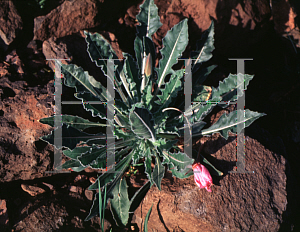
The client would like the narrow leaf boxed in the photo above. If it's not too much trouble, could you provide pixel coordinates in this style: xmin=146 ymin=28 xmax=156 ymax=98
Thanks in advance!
xmin=84 ymin=31 xmax=128 ymax=104
xmin=199 ymin=109 xmax=266 ymax=139
xmin=85 ymin=150 xmax=135 ymax=221
xmin=39 ymin=115 xmax=106 ymax=131
xmin=191 ymin=21 xmax=215 ymax=72
xmin=134 ymin=36 xmax=143 ymax=71
xmin=110 ymin=178 xmax=131 ymax=227
xmin=63 ymin=146 xmax=93 ymax=160
xmin=136 ymin=0 xmax=162 ymax=37
xmin=213 ymin=73 xmax=254 ymax=107
xmin=144 ymin=149 xmax=153 ymax=183
xmin=40 ymin=124 xmax=104 ymax=150
xmin=144 ymin=204 xmax=153 ymax=232
xmin=88 ymin=147 xmax=133 ymax=190
xmin=157 ymin=19 xmax=189 ymax=88
xmin=123 ymin=53 xmax=141 ymax=101
xmin=152 ymin=154 xmax=164 ymax=191
xmin=61 ymin=63 xmax=107 ymax=101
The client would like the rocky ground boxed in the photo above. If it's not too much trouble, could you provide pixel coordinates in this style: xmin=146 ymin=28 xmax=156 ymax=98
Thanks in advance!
xmin=0 ymin=0 xmax=300 ymax=231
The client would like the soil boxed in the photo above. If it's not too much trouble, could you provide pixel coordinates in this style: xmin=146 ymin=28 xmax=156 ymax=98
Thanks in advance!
xmin=0 ymin=0 xmax=300 ymax=231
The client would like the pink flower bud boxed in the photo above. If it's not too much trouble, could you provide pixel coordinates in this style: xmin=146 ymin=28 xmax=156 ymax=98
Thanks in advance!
xmin=144 ymin=53 xmax=152 ymax=78
xmin=192 ymin=163 xmax=213 ymax=192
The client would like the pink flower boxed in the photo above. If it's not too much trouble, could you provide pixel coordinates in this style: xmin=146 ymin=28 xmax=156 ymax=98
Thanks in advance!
xmin=192 ymin=163 xmax=213 ymax=192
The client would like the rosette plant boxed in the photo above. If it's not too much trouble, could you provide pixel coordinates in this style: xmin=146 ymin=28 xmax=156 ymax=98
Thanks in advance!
xmin=39 ymin=0 xmax=265 ymax=228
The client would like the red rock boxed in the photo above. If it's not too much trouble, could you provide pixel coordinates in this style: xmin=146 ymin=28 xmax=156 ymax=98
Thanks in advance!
xmin=272 ymin=0 xmax=297 ymax=33
xmin=0 ymin=199 xmax=9 ymax=226
xmin=34 ymin=0 xmax=100 ymax=41
xmin=84 ymin=189 xmax=94 ymax=201
xmin=21 ymin=184 xmax=46 ymax=196
xmin=132 ymin=135 xmax=288 ymax=231
xmin=0 ymin=0 xmax=23 ymax=52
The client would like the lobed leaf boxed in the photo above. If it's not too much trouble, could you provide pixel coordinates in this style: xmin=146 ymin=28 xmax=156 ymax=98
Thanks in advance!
xmin=39 ymin=115 xmax=106 ymax=131
xmin=58 ymin=159 xmax=86 ymax=172
xmin=214 ymin=73 xmax=254 ymax=107
xmin=136 ymin=0 xmax=162 ymax=38
xmin=40 ymin=124 xmax=104 ymax=150
xmin=156 ymin=69 xmax=185 ymax=110
xmin=157 ymin=18 xmax=189 ymax=88
xmin=152 ymin=154 xmax=165 ymax=191
xmin=74 ymin=92 xmax=107 ymax=119
xmin=191 ymin=21 xmax=215 ymax=73
xmin=199 ymin=109 xmax=266 ymax=139
xmin=123 ymin=53 xmax=141 ymax=102
xmin=61 ymin=63 xmax=107 ymax=101
xmin=164 ymin=151 xmax=194 ymax=179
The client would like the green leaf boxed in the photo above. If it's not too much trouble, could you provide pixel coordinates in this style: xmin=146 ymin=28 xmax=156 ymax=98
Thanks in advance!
xmin=157 ymin=18 xmax=189 ymax=88
xmin=199 ymin=154 xmax=223 ymax=176
xmin=129 ymin=107 xmax=156 ymax=142
xmin=129 ymin=181 xmax=152 ymax=213
xmin=74 ymin=92 xmax=107 ymax=120
xmin=191 ymin=21 xmax=215 ymax=72
xmin=213 ymin=73 xmax=254 ymax=107
xmin=144 ymin=203 xmax=153 ymax=232
xmin=58 ymin=159 xmax=86 ymax=172
xmin=143 ymin=37 xmax=156 ymax=73
xmin=77 ymin=146 xmax=107 ymax=167
xmin=61 ymin=63 xmax=107 ymax=101
xmin=63 ymin=146 xmax=93 ymax=160
xmin=88 ymin=147 xmax=133 ymax=190
xmin=40 ymin=124 xmax=103 ymax=150
xmin=192 ymin=85 xmax=212 ymax=102
xmin=110 ymin=178 xmax=131 ymax=227
xmin=136 ymin=0 xmax=162 ymax=38
xmin=84 ymin=31 xmax=128 ymax=104
xmin=134 ymin=36 xmax=143 ymax=72
xmin=154 ymin=138 xmax=177 ymax=153
xmin=131 ymin=146 xmax=145 ymax=165
xmin=85 ymin=150 xmax=135 ymax=221
xmin=79 ymin=138 xmax=134 ymax=167
xmin=165 ymin=151 xmax=194 ymax=179
xmin=144 ymin=149 xmax=153 ymax=183
xmin=84 ymin=31 xmax=118 ymax=73
xmin=39 ymin=115 xmax=106 ymax=131
xmin=85 ymin=191 xmax=108 ymax=222
xmin=152 ymin=154 xmax=164 ymax=191
xmin=123 ymin=53 xmax=141 ymax=102
xmin=199 ymin=109 xmax=266 ymax=139
xmin=142 ymin=84 xmax=154 ymax=110
xmin=188 ymin=90 xmax=222 ymax=123
xmin=156 ymin=69 xmax=184 ymax=110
